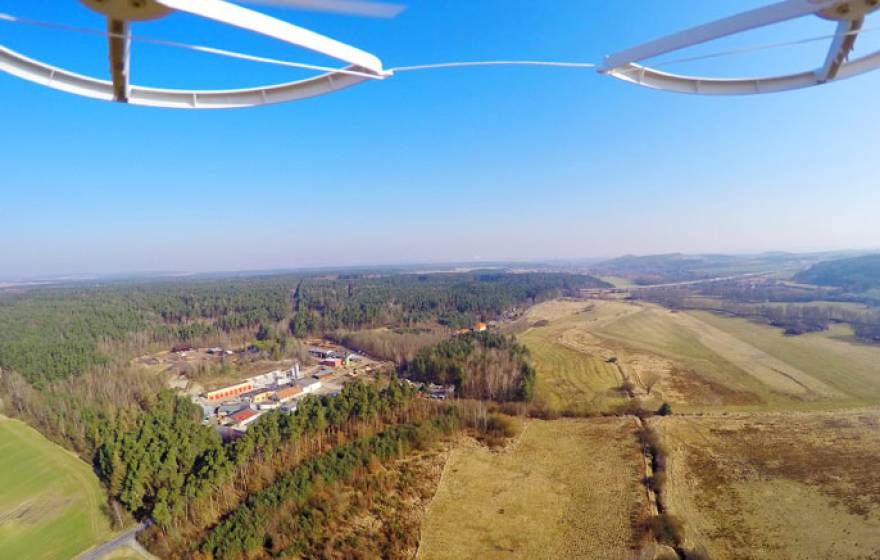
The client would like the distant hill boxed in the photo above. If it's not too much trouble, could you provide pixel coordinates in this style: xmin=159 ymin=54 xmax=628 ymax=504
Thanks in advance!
xmin=590 ymin=252 xmax=830 ymax=285
xmin=795 ymin=254 xmax=880 ymax=292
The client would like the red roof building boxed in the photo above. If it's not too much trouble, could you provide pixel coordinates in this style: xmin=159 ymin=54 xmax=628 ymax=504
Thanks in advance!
xmin=229 ymin=409 xmax=259 ymax=426
xmin=205 ymin=381 xmax=254 ymax=402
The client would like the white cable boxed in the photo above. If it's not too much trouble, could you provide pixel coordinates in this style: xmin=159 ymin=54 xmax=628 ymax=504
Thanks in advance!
xmin=179 ymin=45 xmax=381 ymax=78
xmin=389 ymin=60 xmax=596 ymax=72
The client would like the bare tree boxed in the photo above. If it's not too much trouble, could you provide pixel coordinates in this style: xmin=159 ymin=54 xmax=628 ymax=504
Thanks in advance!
xmin=642 ymin=371 xmax=661 ymax=395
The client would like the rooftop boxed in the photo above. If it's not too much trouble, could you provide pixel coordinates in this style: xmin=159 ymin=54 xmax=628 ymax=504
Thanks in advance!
xmin=229 ymin=409 xmax=258 ymax=424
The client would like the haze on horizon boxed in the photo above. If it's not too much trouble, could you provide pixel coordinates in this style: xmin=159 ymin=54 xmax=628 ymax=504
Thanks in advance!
xmin=3 ymin=1 xmax=880 ymax=278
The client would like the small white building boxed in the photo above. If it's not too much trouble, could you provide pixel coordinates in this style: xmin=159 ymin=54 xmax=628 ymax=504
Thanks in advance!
xmin=295 ymin=377 xmax=322 ymax=394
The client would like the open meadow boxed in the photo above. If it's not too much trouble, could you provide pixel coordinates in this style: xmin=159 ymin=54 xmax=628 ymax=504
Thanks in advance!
xmin=0 ymin=416 xmax=114 ymax=560
xmin=517 ymin=300 xmax=634 ymax=414
xmin=473 ymin=298 xmax=880 ymax=557
xmin=519 ymin=299 xmax=880 ymax=413
xmin=657 ymin=412 xmax=880 ymax=559
xmin=417 ymin=418 xmax=648 ymax=560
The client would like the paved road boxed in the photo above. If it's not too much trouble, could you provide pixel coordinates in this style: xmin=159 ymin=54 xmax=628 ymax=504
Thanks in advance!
xmin=77 ymin=522 xmax=148 ymax=560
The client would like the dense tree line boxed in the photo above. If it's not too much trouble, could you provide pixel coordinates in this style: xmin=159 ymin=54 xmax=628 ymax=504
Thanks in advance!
xmin=200 ymin=415 xmax=457 ymax=560
xmin=332 ymin=327 xmax=448 ymax=364
xmin=95 ymin=379 xmax=416 ymax=534
xmin=290 ymin=272 xmax=607 ymax=336
xmin=402 ymin=332 xmax=536 ymax=401
xmin=0 ymin=275 xmax=301 ymax=385
xmin=0 ymin=366 xmax=166 ymax=455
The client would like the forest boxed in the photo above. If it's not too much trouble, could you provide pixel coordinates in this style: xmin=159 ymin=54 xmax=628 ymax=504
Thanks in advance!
xmin=101 ymin=378 xmax=425 ymax=556
xmin=794 ymin=253 xmax=880 ymax=293
xmin=0 ymin=271 xmax=604 ymax=387
xmin=402 ymin=332 xmax=537 ymax=401
xmin=0 ymin=275 xmax=298 ymax=385
xmin=289 ymin=272 xmax=608 ymax=335
xmin=201 ymin=414 xmax=457 ymax=560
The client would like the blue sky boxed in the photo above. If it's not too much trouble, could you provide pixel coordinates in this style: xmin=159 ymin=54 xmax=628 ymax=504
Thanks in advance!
xmin=1 ymin=1 xmax=879 ymax=277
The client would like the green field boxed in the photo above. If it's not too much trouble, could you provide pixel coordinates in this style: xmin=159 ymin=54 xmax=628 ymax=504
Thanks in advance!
xmin=0 ymin=417 xmax=114 ymax=560
xmin=597 ymin=276 xmax=636 ymax=288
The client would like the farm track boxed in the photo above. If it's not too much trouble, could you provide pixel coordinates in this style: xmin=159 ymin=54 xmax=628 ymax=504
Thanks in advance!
xmin=77 ymin=523 xmax=149 ymax=560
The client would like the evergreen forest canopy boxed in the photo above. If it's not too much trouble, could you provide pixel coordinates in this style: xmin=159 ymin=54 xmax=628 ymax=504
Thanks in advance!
xmin=0 ymin=271 xmax=606 ymax=385
xmin=0 ymin=276 xmax=295 ymax=385
xmin=402 ymin=332 xmax=536 ymax=402
xmin=290 ymin=271 xmax=607 ymax=335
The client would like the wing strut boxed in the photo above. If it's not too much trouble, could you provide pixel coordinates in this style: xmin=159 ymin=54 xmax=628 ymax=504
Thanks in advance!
xmin=107 ymin=18 xmax=131 ymax=102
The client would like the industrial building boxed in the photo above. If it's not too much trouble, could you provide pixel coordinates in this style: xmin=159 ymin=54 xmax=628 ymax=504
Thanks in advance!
xmin=275 ymin=385 xmax=304 ymax=403
xmin=205 ymin=381 xmax=254 ymax=402
xmin=296 ymin=377 xmax=322 ymax=394
xmin=228 ymin=409 xmax=260 ymax=429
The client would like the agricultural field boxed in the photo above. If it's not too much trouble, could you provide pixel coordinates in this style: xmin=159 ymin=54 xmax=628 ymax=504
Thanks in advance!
xmin=598 ymin=276 xmax=637 ymax=288
xmin=0 ymin=417 xmax=114 ymax=560
xmin=657 ymin=412 xmax=880 ymax=559
xmin=519 ymin=299 xmax=880 ymax=413
xmin=417 ymin=418 xmax=648 ymax=560
xmin=517 ymin=300 xmax=635 ymax=414
xmin=690 ymin=310 xmax=880 ymax=406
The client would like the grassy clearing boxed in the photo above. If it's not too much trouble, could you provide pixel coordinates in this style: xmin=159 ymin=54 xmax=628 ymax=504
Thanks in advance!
xmin=0 ymin=416 xmax=113 ymax=560
xmin=417 ymin=418 xmax=647 ymax=560
xmin=658 ymin=412 xmax=880 ymax=559
xmin=518 ymin=301 xmax=639 ymax=414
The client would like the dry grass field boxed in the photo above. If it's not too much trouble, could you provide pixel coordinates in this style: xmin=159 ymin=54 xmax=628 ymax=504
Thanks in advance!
xmin=415 ymin=299 xmax=880 ymax=559
xmin=518 ymin=301 xmax=636 ymax=414
xmin=657 ymin=412 xmax=880 ymax=559
xmin=417 ymin=418 xmax=648 ymax=560
xmin=518 ymin=299 xmax=880 ymax=413
xmin=690 ymin=310 xmax=880 ymax=405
